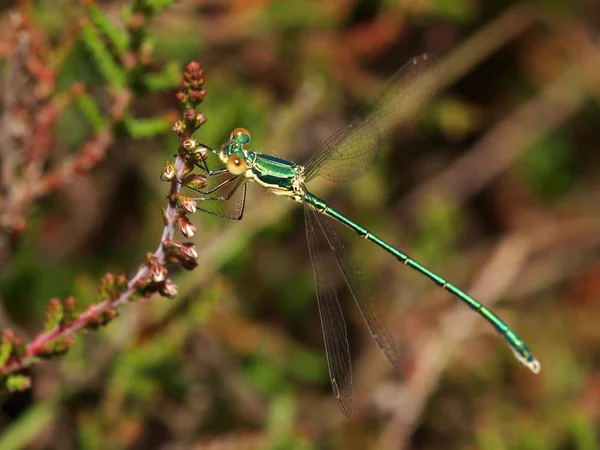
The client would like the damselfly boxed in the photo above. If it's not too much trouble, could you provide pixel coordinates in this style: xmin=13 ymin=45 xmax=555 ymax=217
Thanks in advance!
xmin=183 ymin=54 xmax=540 ymax=417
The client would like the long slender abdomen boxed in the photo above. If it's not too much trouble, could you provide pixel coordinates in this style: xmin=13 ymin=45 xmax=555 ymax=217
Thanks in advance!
xmin=303 ymin=192 xmax=540 ymax=374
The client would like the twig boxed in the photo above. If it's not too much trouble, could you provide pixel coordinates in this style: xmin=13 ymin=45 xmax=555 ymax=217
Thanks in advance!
xmin=0 ymin=61 xmax=206 ymax=382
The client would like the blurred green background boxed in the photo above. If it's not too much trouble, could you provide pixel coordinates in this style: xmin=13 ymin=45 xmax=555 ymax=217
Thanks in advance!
xmin=1 ymin=0 xmax=600 ymax=448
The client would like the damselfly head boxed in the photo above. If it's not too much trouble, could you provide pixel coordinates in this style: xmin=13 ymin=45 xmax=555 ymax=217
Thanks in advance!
xmin=229 ymin=127 xmax=251 ymax=145
xmin=220 ymin=128 xmax=251 ymax=172
xmin=223 ymin=128 xmax=251 ymax=159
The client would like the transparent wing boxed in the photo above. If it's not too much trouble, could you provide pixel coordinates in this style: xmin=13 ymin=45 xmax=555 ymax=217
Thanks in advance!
xmin=304 ymin=54 xmax=441 ymax=183
xmin=304 ymin=201 xmax=353 ymax=417
xmin=313 ymin=204 xmax=402 ymax=372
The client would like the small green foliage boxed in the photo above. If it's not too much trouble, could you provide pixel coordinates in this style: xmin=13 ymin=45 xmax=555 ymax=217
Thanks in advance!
xmin=38 ymin=335 xmax=75 ymax=359
xmin=431 ymin=0 xmax=477 ymax=22
xmin=0 ymin=330 xmax=26 ymax=369
xmin=74 ymin=88 xmax=107 ymax=134
xmin=145 ymin=0 xmax=181 ymax=17
xmin=98 ymin=273 xmax=129 ymax=303
xmin=86 ymin=3 xmax=129 ymax=57
xmin=259 ymin=0 xmax=333 ymax=30
xmin=12 ymin=337 xmax=26 ymax=360
xmin=43 ymin=297 xmax=79 ymax=333
xmin=144 ymin=61 xmax=181 ymax=92
xmin=0 ymin=402 xmax=57 ymax=450
xmin=80 ymin=21 xmax=126 ymax=89
xmin=62 ymin=297 xmax=79 ymax=327
xmin=84 ymin=307 xmax=119 ymax=330
xmin=43 ymin=298 xmax=64 ymax=332
xmin=122 ymin=114 xmax=173 ymax=138
xmin=0 ymin=330 xmax=14 ymax=367
xmin=5 ymin=374 xmax=32 ymax=392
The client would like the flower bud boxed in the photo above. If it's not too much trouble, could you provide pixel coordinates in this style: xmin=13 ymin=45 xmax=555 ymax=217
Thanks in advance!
xmin=160 ymin=279 xmax=178 ymax=298
xmin=162 ymin=240 xmax=182 ymax=254
xmin=195 ymin=112 xmax=207 ymax=128
xmin=182 ymin=174 xmax=207 ymax=190
xmin=161 ymin=161 xmax=177 ymax=181
xmin=149 ymin=257 xmax=167 ymax=283
xmin=177 ymin=215 xmax=196 ymax=237
xmin=180 ymin=242 xmax=198 ymax=260
xmin=184 ymin=109 xmax=196 ymax=123
xmin=182 ymin=137 xmax=197 ymax=154
xmin=196 ymin=145 xmax=209 ymax=159
xmin=171 ymin=193 xmax=197 ymax=214
xmin=172 ymin=120 xmax=185 ymax=135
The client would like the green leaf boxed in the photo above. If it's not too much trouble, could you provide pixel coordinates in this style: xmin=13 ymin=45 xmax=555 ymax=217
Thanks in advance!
xmin=0 ymin=402 xmax=56 ymax=450
xmin=5 ymin=374 xmax=31 ymax=392
xmin=146 ymin=0 xmax=180 ymax=14
xmin=80 ymin=22 xmax=126 ymax=89
xmin=76 ymin=91 xmax=107 ymax=134
xmin=43 ymin=299 xmax=64 ymax=332
xmin=431 ymin=0 xmax=477 ymax=22
xmin=0 ymin=333 xmax=13 ymax=366
xmin=143 ymin=62 xmax=181 ymax=92
xmin=122 ymin=115 xmax=171 ymax=138
xmin=87 ymin=3 xmax=129 ymax=57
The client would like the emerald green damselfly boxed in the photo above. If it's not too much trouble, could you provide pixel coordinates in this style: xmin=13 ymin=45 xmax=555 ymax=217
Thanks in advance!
xmin=185 ymin=54 xmax=540 ymax=417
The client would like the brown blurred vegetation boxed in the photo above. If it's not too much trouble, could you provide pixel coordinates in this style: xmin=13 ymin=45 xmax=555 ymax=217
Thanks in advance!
xmin=1 ymin=0 xmax=600 ymax=449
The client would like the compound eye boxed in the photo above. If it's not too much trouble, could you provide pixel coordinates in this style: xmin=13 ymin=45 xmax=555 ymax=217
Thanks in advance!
xmin=229 ymin=127 xmax=251 ymax=144
xmin=227 ymin=155 xmax=247 ymax=175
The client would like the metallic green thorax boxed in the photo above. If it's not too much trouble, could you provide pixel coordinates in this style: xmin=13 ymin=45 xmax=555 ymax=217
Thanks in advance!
xmin=250 ymin=152 xmax=297 ymax=192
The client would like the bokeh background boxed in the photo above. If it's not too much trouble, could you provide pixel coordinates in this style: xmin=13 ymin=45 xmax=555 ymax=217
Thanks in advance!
xmin=2 ymin=0 xmax=600 ymax=449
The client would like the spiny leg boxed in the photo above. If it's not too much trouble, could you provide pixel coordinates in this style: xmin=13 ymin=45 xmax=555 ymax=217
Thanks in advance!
xmin=184 ymin=173 xmax=240 ymax=197
xmin=194 ymin=177 xmax=247 ymax=221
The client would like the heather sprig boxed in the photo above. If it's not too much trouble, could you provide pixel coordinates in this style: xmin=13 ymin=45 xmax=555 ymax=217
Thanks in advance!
xmin=0 ymin=1 xmax=207 ymax=391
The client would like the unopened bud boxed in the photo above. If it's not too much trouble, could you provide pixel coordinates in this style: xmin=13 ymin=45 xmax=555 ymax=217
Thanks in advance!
xmin=171 ymin=193 xmax=197 ymax=214
xmin=184 ymin=109 xmax=196 ymax=123
xmin=197 ymin=145 xmax=209 ymax=159
xmin=180 ymin=196 xmax=197 ymax=214
xmin=182 ymin=137 xmax=198 ymax=154
xmin=177 ymin=243 xmax=199 ymax=270
xmin=195 ymin=112 xmax=207 ymax=128
xmin=162 ymin=240 xmax=182 ymax=254
xmin=161 ymin=161 xmax=177 ymax=181
xmin=179 ymin=257 xmax=198 ymax=271
xmin=177 ymin=215 xmax=196 ymax=237
xmin=182 ymin=174 xmax=207 ymax=190
xmin=180 ymin=243 xmax=198 ymax=260
xmin=172 ymin=120 xmax=185 ymax=135
xmin=161 ymin=279 xmax=178 ymax=298
xmin=149 ymin=258 xmax=167 ymax=283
